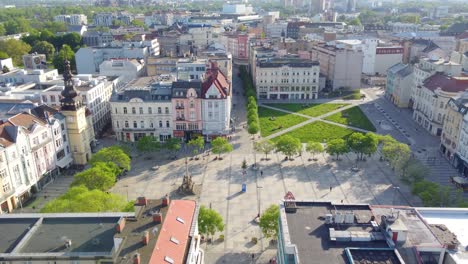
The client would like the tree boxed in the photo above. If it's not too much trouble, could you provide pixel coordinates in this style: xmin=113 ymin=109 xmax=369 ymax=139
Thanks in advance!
xmin=41 ymin=185 xmax=131 ymax=213
xmin=198 ymin=205 xmax=224 ymax=239
xmin=259 ymin=204 xmax=279 ymax=239
xmin=255 ymin=140 xmax=275 ymax=160
xmin=248 ymin=121 xmax=259 ymax=135
xmin=90 ymin=146 xmax=131 ymax=173
xmin=165 ymin=137 xmax=181 ymax=155
xmin=211 ymin=137 xmax=233 ymax=159
xmin=306 ymin=141 xmax=323 ymax=160
xmin=61 ymin=33 xmax=82 ymax=51
xmin=2 ymin=65 xmax=9 ymax=73
xmin=32 ymin=41 xmax=55 ymax=60
xmin=52 ymin=44 xmax=75 ymax=73
xmin=0 ymin=39 xmax=31 ymax=66
xmin=0 ymin=51 xmax=8 ymax=59
xmin=381 ymin=141 xmax=411 ymax=173
xmin=275 ymin=135 xmax=302 ymax=160
xmin=188 ymin=136 xmax=204 ymax=158
xmin=326 ymin=139 xmax=349 ymax=160
xmin=71 ymin=162 xmax=118 ymax=191
xmin=347 ymin=133 xmax=378 ymax=161
xmin=0 ymin=24 xmax=5 ymax=36
xmin=136 ymin=135 xmax=161 ymax=152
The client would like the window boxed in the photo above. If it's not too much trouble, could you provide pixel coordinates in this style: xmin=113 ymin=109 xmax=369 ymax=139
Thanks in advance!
xmin=208 ymin=112 xmax=213 ymax=119
xmin=33 ymin=137 xmax=39 ymax=145
xmin=159 ymin=121 xmax=163 ymax=127
xmin=0 ymin=169 xmax=6 ymax=179
xmin=214 ymin=102 xmax=219 ymax=108
xmin=139 ymin=107 xmax=143 ymax=114
xmin=125 ymin=121 xmax=129 ymax=128
xmin=148 ymin=107 xmax=152 ymax=114
xmin=133 ymin=121 xmax=137 ymax=128
xmin=132 ymin=107 xmax=136 ymax=114
xmin=124 ymin=107 xmax=128 ymax=114
xmin=3 ymin=183 xmax=10 ymax=192
xmin=208 ymin=102 xmax=212 ymax=108
xmin=190 ymin=111 xmax=195 ymax=120
xmin=42 ymin=95 xmax=47 ymax=102
xmin=42 ymin=132 xmax=47 ymax=139
xmin=176 ymin=123 xmax=186 ymax=130
xmin=190 ymin=101 xmax=194 ymax=108
xmin=158 ymin=107 xmax=162 ymax=114
xmin=116 ymin=121 xmax=120 ymax=128
xmin=165 ymin=107 xmax=169 ymax=114
xmin=166 ymin=121 xmax=170 ymax=128
xmin=140 ymin=121 xmax=145 ymax=128
xmin=50 ymin=95 xmax=56 ymax=102
xmin=63 ymin=134 xmax=67 ymax=142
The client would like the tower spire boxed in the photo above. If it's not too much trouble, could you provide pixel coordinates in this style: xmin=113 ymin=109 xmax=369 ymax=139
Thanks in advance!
xmin=60 ymin=60 xmax=81 ymax=111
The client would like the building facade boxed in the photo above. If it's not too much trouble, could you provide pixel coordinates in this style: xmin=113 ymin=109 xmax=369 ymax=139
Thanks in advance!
xmin=172 ymin=81 xmax=203 ymax=141
xmin=456 ymin=112 xmax=468 ymax=177
xmin=255 ymin=58 xmax=321 ymax=100
xmin=110 ymin=78 xmax=173 ymax=142
xmin=441 ymin=93 xmax=468 ymax=165
xmin=412 ymin=74 xmax=468 ymax=136
xmin=54 ymin=14 xmax=87 ymax=25
xmin=385 ymin=63 xmax=413 ymax=108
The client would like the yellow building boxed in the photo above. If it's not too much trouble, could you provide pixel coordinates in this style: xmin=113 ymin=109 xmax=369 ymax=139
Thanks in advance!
xmin=441 ymin=93 xmax=468 ymax=165
xmin=60 ymin=61 xmax=95 ymax=165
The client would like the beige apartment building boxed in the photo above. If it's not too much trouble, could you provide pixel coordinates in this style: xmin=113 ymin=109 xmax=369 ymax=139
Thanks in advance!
xmin=441 ymin=92 xmax=468 ymax=165
xmin=310 ymin=43 xmax=363 ymax=90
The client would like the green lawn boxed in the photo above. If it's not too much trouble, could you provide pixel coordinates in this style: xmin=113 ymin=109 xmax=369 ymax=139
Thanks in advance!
xmin=273 ymin=121 xmax=358 ymax=143
xmin=264 ymin=103 xmax=348 ymax=117
xmin=258 ymin=106 xmax=308 ymax=137
xmin=324 ymin=106 xmax=376 ymax=132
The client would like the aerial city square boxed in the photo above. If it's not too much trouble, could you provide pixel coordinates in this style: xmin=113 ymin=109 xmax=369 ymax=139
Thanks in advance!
xmin=0 ymin=0 xmax=467 ymax=263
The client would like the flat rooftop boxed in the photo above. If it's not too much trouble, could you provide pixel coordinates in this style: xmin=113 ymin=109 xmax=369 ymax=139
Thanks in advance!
xmin=20 ymin=217 xmax=120 ymax=253
xmin=346 ymin=248 xmax=404 ymax=264
xmin=283 ymin=202 xmax=389 ymax=264
xmin=0 ymin=218 xmax=38 ymax=253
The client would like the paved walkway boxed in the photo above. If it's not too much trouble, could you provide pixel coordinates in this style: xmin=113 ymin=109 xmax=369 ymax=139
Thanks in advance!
xmin=260 ymin=102 xmax=370 ymax=140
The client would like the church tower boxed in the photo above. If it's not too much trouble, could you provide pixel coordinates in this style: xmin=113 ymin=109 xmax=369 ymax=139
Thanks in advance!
xmin=60 ymin=60 xmax=95 ymax=165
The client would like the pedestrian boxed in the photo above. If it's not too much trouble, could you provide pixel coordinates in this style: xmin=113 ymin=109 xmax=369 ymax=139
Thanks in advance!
xmin=330 ymin=185 xmax=332 ymax=192
xmin=251 ymin=253 xmax=255 ymax=260
xmin=260 ymin=170 xmax=263 ymax=176
xmin=341 ymin=199 xmax=343 ymax=203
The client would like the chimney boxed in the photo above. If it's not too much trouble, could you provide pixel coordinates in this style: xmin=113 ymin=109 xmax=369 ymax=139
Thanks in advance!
xmin=162 ymin=194 xmax=170 ymax=207
xmin=116 ymin=217 xmax=126 ymax=233
xmin=137 ymin=196 xmax=148 ymax=206
xmin=142 ymin=231 xmax=149 ymax=245
xmin=153 ymin=212 xmax=162 ymax=223
xmin=133 ymin=253 xmax=141 ymax=264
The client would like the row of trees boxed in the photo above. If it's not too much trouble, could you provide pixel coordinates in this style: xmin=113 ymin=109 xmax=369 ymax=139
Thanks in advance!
xmin=41 ymin=146 xmax=133 ymax=213
xmin=239 ymin=66 xmax=260 ymax=135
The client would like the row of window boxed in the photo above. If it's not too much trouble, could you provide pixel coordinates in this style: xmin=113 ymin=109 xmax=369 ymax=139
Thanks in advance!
xmin=116 ymin=120 xmax=171 ymax=129
xmin=116 ymin=106 xmax=170 ymax=115
xmin=175 ymin=123 xmax=199 ymax=130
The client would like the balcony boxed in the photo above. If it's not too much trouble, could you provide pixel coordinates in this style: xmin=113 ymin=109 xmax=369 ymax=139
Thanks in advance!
xmin=176 ymin=117 xmax=186 ymax=121
xmin=122 ymin=128 xmax=156 ymax=132
xmin=176 ymin=105 xmax=185 ymax=109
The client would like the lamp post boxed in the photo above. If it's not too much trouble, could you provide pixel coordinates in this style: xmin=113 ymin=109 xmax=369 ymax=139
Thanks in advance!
xmin=392 ymin=186 xmax=400 ymax=205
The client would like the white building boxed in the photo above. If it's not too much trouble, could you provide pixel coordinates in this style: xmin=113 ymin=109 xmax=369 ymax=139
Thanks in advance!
xmin=176 ymin=59 xmax=207 ymax=81
xmin=76 ymin=38 xmax=159 ymax=74
xmin=54 ymin=14 xmax=87 ymax=25
xmin=201 ymin=68 xmax=231 ymax=138
xmin=412 ymin=73 xmax=468 ymax=136
xmin=0 ymin=69 xmax=60 ymax=87
xmin=266 ymin=22 xmax=288 ymax=38
xmin=110 ymin=78 xmax=173 ymax=142
xmin=93 ymin=12 xmax=114 ymax=27
xmin=457 ymin=111 xmax=468 ymax=177
xmin=255 ymin=58 xmax=320 ymax=100
xmin=99 ymin=59 xmax=145 ymax=83
xmin=385 ymin=63 xmax=413 ymax=108
xmin=410 ymin=56 xmax=462 ymax=107
xmin=222 ymin=3 xmax=254 ymax=15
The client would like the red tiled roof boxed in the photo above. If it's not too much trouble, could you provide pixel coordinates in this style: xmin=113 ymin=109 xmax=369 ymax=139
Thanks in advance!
xmin=201 ymin=66 xmax=230 ymax=98
xmin=423 ymin=73 xmax=468 ymax=93
xmin=149 ymin=200 xmax=196 ymax=264
xmin=8 ymin=113 xmax=47 ymax=131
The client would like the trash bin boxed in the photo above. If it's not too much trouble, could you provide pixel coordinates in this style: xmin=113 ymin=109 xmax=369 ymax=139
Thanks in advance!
xmin=242 ymin=183 xmax=246 ymax=193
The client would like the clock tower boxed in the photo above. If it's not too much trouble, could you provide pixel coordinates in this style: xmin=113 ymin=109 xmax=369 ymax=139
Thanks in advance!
xmin=60 ymin=60 xmax=95 ymax=165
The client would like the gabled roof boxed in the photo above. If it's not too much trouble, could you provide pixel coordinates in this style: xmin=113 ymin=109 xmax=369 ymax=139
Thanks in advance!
xmin=201 ymin=68 xmax=230 ymax=98
xmin=149 ymin=200 xmax=196 ymax=264
xmin=388 ymin=63 xmax=412 ymax=77
xmin=8 ymin=113 xmax=47 ymax=132
xmin=423 ymin=73 xmax=468 ymax=93
xmin=29 ymin=105 xmax=60 ymax=123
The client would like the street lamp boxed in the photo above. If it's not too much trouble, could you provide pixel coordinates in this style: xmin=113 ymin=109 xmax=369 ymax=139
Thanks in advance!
xmin=392 ymin=186 xmax=400 ymax=205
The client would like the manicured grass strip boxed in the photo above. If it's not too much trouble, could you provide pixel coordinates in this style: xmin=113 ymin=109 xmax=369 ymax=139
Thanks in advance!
xmin=258 ymin=106 xmax=308 ymax=137
xmin=265 ymin=103 xmax=348 ymax=117
xmin=272 ymin=121 xmax=358 ymax=143
xmin=324 ymin=106 xmax=376 ymax=132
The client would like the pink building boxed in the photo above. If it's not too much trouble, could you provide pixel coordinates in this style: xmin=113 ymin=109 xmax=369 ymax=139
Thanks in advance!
xmin=221 ymin=32 xmax=251 ymax=60
xmin=171 ymin=81 xmax=203 ymax=140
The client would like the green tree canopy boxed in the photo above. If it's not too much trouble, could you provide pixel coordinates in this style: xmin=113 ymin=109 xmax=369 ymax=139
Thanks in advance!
xmin=248 ymin=121 xmax=260 ymax=135
xmin=188 ymin=136 xmax=204 ymax=156
xmin=0 ymin=24 xmax=5 ymax=36
xmin=347 ymin=133 xmax=378 ymax=160
xmin=211 ymin=137 xmax=233 ymax=158
xmin=306 ymin=141 xmax=324 ymax=159
xmin=198 ymin=205 xmax=225 ymax=238
xmin=259 ymin=204 xmax=279 ymax=239
xmin=41 ymin=185 xmax=132 ymax=213
xmin=255 ymin=140 xmax=275 ymax=160
xmin=381 ymin=141 xmax=411 ymax=173
xmin=71 ymin=162 xmax=118 ymax=191
xmin=0 ymin=51 xmax=8 ymax=59
xmin=52 ymin=44 xmax=75 ymax=73
xmin=275 ymin=135 xmax=302 ymax=160
xmin=61 ymin=33 xmax=82 ymax=51
xmin=90 ymin=146 xmax=131 ymax=173
xmin=136 ymin=135 xmax=161 ymax=153
xmin=326 ymin=138 xmax=349 ymax=160
xmin=164 ymin=137 xmax=181 ymax=154
xmin=0 ymin=39 xmax=31 ymax=66
xmin=32 ymin=41 xmax=55 ymax=60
